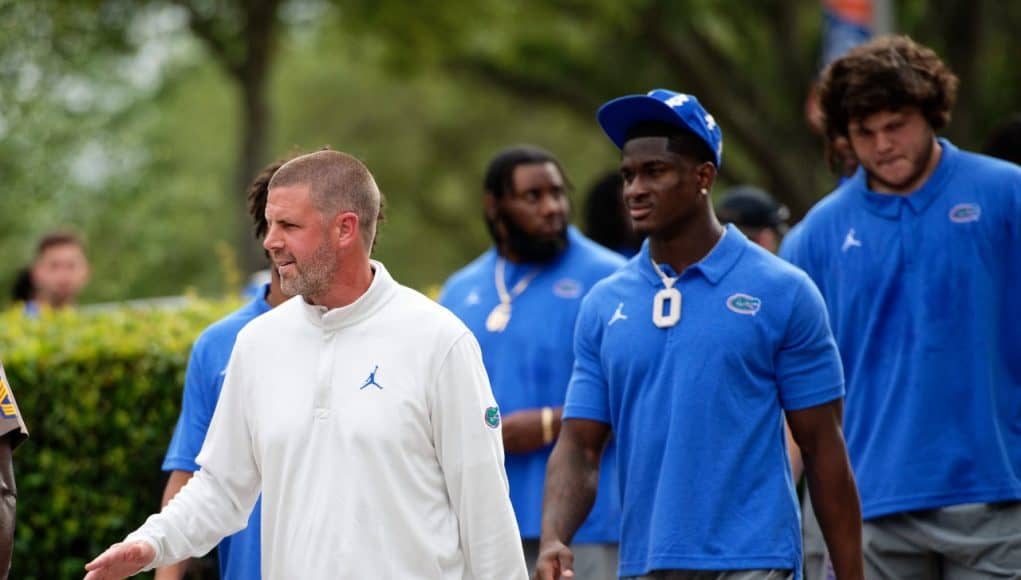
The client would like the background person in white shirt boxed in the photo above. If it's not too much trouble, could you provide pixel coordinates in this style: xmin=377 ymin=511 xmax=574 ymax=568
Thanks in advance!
xmin=84 ymin=150 xmax=528 ymax=580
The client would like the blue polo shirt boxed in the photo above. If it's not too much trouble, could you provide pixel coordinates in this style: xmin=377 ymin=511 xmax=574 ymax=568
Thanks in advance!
xmin=163 ymin=286 xmax=272 ymax=579
xmin=780 ymin=140 xmax=1021 ymax=520
xmin=440 ymin=227 xmax=626 ymax=543
xmin=566 ymin=225 xmax=844 ymax=577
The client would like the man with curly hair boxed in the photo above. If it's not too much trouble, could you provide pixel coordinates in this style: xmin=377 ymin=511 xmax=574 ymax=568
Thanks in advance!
xmin=781 ymin=36 xmax=1021 ymax=579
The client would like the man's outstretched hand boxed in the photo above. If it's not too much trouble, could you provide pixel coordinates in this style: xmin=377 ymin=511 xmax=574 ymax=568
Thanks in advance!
xmin=84 ymin=540 xmax=155 ymax=580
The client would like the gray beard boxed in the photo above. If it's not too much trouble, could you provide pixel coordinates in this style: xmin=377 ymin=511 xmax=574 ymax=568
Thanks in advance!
xmin=281 ymin=239 xmax=336 ymax=300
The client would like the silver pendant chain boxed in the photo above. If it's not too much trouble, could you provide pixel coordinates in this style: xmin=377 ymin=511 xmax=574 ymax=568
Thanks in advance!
xmin=649 ymin=229 xmax=726 ymax=328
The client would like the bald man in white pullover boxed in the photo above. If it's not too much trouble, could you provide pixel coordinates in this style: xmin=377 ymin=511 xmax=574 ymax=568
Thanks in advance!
xmin=85 ymin=150 xmax=528 ymax=580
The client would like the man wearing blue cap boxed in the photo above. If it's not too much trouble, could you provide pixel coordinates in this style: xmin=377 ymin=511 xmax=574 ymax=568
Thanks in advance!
xmin=534 ymin=89 xmax=863 ymax=580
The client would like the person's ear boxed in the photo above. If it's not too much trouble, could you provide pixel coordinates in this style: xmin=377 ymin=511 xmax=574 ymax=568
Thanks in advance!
xmin=335 ymin=211 xmax=361 ymax=248
xmin=695 ymin=162 xmax=718 ymax=193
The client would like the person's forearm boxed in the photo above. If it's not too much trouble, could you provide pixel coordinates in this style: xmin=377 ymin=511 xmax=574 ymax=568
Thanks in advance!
xmin=804 ymin=439 xmax=863 ymax=579
xmin=154 ymin=471 xmax=195 ymax=580
xmin=159 ymin=471 xmax=194 ymax=508
xmin=539 ymin=435 xmax=600 ymax=546
xmin=785 ymin=422 xmax=804 ymax=481
xmin=153 ymin=561 xmax=189 ymax=580
xmin=502 ymin=407 xmax=565 ymax=454
xmin=129 ymin=468 xmax=256 ymax=570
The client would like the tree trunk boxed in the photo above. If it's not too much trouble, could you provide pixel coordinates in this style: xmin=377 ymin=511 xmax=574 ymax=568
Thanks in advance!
xmin=179 ymin=0 xmax=281 ymax=277
xmin=235 ymin=63 xmax=272 ymax=276
xmin=233 ymin=0 xmax=280 ymax=276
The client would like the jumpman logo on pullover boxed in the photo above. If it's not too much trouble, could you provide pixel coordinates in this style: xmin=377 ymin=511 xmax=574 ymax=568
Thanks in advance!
xmin=360 ymin=365 xmax=383 ymax=390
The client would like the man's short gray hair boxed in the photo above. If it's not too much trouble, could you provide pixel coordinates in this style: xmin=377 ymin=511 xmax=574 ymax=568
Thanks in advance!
xmin=268 ymin=150 xmax=381 ymax=249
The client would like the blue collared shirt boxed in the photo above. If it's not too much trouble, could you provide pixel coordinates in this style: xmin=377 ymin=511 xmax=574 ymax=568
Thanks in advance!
xmin=781 ymin=140 xmax=1021 ymax=519
xmin=567 ymin=225 xmax=843 ymax=577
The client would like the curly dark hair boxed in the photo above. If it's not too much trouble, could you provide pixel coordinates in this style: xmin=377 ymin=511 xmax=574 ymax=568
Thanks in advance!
xmin=819 ymin=35 xmax=959 ymax=138
xmin=248 ymin=158 xmax=291 ymax=240
xmin=483 ymin=145 xmax=573 ymax=199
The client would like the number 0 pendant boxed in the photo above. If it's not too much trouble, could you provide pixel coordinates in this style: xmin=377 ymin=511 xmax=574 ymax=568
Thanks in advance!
xmin=652 ymin=287 xmax=682 ymax=328
xmin=486 ymin=302 xmax=512 ymax=333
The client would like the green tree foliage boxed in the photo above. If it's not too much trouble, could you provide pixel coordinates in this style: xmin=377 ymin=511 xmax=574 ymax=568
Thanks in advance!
xmin=0 ymin=2 xmax=618 ymax=303
xmin=2 ymin=0 xmax=1019 ymax=300
xmin=269 ymin=26 xmax=615 ymax=292
xmin=0 ymin=2 xmax=238 ymax=304
xmin=344 ymin=0 xmax=1021 ymax=215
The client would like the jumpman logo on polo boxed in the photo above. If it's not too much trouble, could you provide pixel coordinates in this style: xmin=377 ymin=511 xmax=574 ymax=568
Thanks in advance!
xmin=841 ymin=228 xmax=862 ymax=252
xmin=608 ymin=302 xmax=628 ymax=326
xmin=360 ymin=365 xmax=383 ymax=390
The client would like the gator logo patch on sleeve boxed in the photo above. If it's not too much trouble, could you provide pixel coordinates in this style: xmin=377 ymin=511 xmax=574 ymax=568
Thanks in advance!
xmin=484 ymin=406 xmax=501 ymax=429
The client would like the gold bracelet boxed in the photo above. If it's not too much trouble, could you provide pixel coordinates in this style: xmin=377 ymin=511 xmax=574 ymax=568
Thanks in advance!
xmin=541 ymin=406 xmax=554 ymax=445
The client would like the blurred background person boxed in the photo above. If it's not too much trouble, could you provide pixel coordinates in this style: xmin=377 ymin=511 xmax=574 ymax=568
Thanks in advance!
xmin=8 ymin=269 xmax=34 ymax=309
xmin=715 ymin=185 xmax=790 ymax=254
xmin=582 ymin=171 xmax=644 ymax=258
xmin=24 ymin=231 xmax=90 ymax=315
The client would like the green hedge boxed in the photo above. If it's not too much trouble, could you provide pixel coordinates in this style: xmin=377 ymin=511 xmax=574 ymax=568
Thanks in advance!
xmin=0 ymin=299 xmax=240 ymax=579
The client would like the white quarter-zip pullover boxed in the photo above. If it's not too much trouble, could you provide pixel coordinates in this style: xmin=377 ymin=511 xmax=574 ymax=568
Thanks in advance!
xmin=127 ymin=262 xmax=527 ymax=579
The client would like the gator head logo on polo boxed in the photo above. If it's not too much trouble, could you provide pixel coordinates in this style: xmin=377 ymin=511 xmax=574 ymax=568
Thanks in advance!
xmin=726 ymin=293 xmax=761 ymax=316
xmin=948 ymin=203 xmax=981 ymax=223
xmin=553 ymin=278 xmax=583 ymax=299
xmin=484 ymin=406 xmax=501 ymax=429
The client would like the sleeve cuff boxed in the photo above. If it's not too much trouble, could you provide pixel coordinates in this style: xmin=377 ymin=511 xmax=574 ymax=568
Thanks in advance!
xmin=122 ymin=532 xmax=162 ymax=572
xmin=562 ymin=404 xmax=611 ymax=424
xmin=780 ymin=383 xmax=844 ymax=411
xmin=161 ymin=457 xmax=200 ymax=473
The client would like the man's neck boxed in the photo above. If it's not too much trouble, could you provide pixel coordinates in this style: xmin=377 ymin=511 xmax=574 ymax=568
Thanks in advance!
xmin=265 ymin=281 xmax=288 ymax=308
xmin=497 ymin=240 xmax=568 ymax=266
xmin=497 ymin=243 xmax=520 ymax=263
xmin=38 ymin=296 xmax=72 ymax=310
xmin=264 ymin=267 xmax=289 ymax=307
xmin=648 ymin=216 xmax=725 ymax=274
xmin=305 ymin=258 xmax=375 ymax=310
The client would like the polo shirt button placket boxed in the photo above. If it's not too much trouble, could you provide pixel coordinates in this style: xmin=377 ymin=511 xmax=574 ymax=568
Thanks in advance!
xmin=314 ymin=329 xmax=336 ymax=420
xmin=899 ymin=201 xmax=914 ymax=270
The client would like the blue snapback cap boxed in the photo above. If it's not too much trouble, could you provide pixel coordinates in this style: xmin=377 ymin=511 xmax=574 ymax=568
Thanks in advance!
xmin=597 ymin=88 xmax=723 ymax=167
